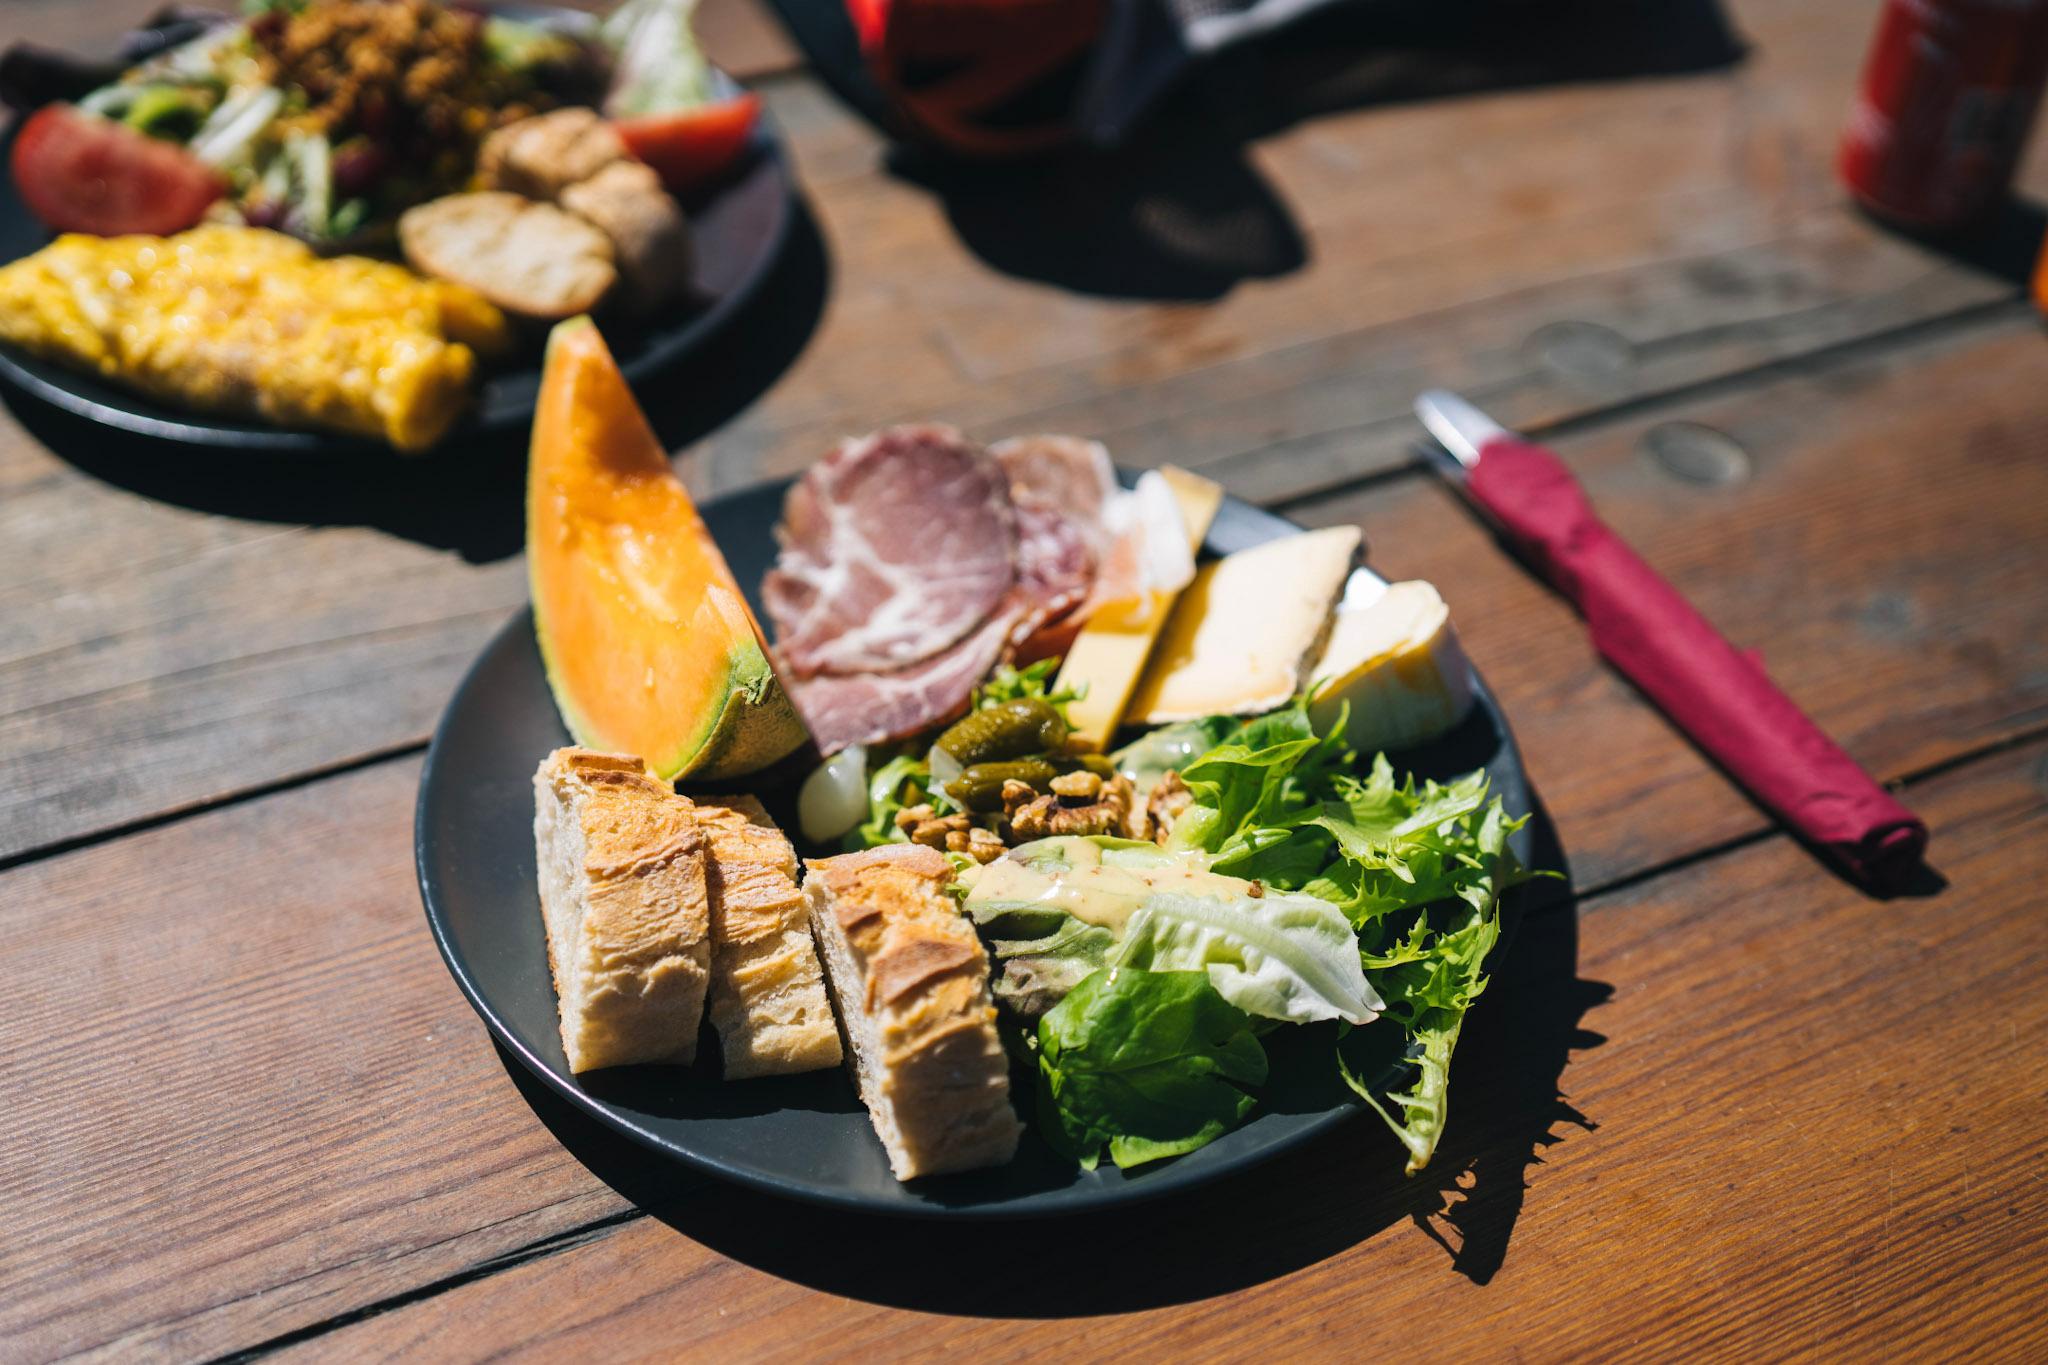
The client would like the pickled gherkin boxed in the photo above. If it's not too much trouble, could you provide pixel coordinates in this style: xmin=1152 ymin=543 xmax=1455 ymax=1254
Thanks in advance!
xmin=935 ymin=698 xmax=1068 ymax=766
xmin=945 ymin=758 xmax=1062 ymax=811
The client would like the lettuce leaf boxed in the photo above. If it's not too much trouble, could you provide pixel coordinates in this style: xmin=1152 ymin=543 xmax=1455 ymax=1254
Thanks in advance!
xmin=966 ymin=898 xmax=1117 ymax=1022
xmin=1114 ymin=888 xmax=1383 ymax=1025
xmin=1037 ymin=968 xmax=1267 ymax=1170
xmin=847 ymin=753 xmax=929 ymax=850
xmin=1161 ymin=699 xmax=1536 ymax=1174
xmin=965 ymin=836 xmax=1379 ymax=1026
xmin=971 ymin=658 xmax=1083 ymax=721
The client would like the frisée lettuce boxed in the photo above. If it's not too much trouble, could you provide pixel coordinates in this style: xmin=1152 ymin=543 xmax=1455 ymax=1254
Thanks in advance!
xmin=1169 ymin=699 xmax=1535 ymax=1174
xmin=1015 ymin=698 xmax=1535 ymax=1174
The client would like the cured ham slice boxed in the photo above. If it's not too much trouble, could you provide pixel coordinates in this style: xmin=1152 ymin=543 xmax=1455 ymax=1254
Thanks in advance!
xmin=786 ymin=604 xmax=1025 ymax=755
xmin=1077 ymin=468 xmax=1197 ymax=622
xmin=765 ymin=426 xmax=1017 ymax=678
xmin=991 ymin=435 xmax=1118 ymax=542
xmin=1009 ymin=502 xmax=1096 ymax=659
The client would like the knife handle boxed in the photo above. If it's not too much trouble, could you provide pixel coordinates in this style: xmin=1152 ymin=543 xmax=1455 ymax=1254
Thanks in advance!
xmin=1465 ymin=437 xmax=1928 ymax=890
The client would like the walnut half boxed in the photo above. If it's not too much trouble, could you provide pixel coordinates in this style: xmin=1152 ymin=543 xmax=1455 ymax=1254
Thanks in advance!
xmin=1004 ymin=772 xmax=1148 ymax=841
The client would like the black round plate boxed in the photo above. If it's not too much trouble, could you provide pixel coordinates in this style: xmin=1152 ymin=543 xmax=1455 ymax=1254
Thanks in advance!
xmin=415 ymin=482 xmax=1533 ymax=1218
xmin=0 ymin=23 xmax=792 ymax=454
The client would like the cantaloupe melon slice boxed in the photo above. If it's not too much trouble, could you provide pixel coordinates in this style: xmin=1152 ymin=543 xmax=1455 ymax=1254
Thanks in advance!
xmin=528 ymin=318 xmax=807 ymax=781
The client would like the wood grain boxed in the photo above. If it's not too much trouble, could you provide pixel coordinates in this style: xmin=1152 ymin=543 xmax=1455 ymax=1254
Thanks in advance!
xmin=0 ymin=758 xmax=641 ymax=1361
xmin=284 ymin=738 xmax=2048 ymax=1364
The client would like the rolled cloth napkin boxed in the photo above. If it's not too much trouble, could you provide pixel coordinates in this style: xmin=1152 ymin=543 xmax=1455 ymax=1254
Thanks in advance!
xmin=1465 ymin=435 xmax=1929 ymax=892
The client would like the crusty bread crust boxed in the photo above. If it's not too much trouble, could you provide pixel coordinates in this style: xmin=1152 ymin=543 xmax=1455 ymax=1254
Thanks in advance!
xmin=400 ymin=193 xmax=616 ymax=320
xmin=687 ymin=794 xmax=843 ymax=1078
xmin=559 ymin=160 xmax=692 ymax=312
xmin=479 ymin=108 xmax=628 ymax=201
xmin=804 ymin=844 xmax=1020 ymax=1180
xmin=534 ymin=749 xmax=711 ymax=1072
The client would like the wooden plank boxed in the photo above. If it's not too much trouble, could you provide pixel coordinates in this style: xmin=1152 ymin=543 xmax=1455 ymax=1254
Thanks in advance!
xmin=0 ymin=758 xmax=648 ymax=1362
xmin=277 ymin=736 xmax=2048 ymax=1363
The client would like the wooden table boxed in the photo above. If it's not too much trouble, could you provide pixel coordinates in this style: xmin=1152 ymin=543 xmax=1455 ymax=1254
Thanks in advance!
xmin=5 ymin=0 xmax=2046 ymax=1358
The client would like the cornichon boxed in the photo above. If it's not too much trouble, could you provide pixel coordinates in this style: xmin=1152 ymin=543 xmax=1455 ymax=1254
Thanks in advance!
xmin=935 ymin=698 xmax=1068 ymax=766
xmin=945 ymin=758 xmax=1061 ymax=811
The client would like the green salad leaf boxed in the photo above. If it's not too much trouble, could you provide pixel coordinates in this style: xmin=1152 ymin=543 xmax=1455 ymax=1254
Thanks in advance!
xmin=964 ymin=835 xmax=1380 ymax=1026
xmin=1037 ymin=968 xmax=1267 ymax=1171
xmin=972 ymin=658 xmax=1083 ymax=721
xmin=1161 ymin=699 xmax=1535 ymax=1174
xmin=1114 ymin=886 xmax=1382 ymax=1026
xmin=848 ymin=753 xmax=928 ymax=850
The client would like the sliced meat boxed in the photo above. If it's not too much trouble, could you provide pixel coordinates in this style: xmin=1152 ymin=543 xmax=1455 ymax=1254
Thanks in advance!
xmin=1079 ymin=466 xmax=1197 ymax=620
xmin=1008 ymin=502 xmax=1095 ymax=654
xmin=783 ymin=604 xmax=1023 ymax=755
xmin=764 ymin=426 xmax=1017 ymax=677
xmin=992 ymin=434 xmax=1118 ymax=529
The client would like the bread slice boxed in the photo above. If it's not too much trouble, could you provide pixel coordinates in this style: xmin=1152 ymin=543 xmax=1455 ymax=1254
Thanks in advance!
xmin=533 ymin=749 xmax=711 ymax=1072
xmin=478 ymin=108 xmax=629 ymax=201
xmin=804 ymin=844 xmax=1021 ymax=1180
xmin=684 ymin=794 xmax=843 ymax=1078
xmin=559 ymin=160 xmax=693 ymax=312
xmin=399 ymin=192 xmax=616 ymax=320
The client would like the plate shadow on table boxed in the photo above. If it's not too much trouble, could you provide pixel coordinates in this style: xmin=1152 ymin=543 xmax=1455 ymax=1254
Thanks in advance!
xmin=501 ymin=790 xmax=1611 ymax=1311
xmin=775 ymin=0 xmax=1743 ymax=301
xmin=0 ymin=199 xmax=830 ymax=565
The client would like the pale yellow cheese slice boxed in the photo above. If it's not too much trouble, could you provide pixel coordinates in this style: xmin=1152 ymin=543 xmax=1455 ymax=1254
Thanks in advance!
xmin=1056 ymin=466 xmax=1224 ymax=750
xmin=1126 ymin=525 xmax=1361 ymax=724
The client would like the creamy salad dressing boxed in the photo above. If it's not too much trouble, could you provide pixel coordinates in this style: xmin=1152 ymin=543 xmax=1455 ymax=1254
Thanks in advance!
xmin=963 ymin=835 xmax=1252 ymax=933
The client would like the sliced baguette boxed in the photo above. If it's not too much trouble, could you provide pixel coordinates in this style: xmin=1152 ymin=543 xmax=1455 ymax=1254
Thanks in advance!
xmin=804 ymin=843 xmax=1021 ymax=1180
xmin=533 ymin=748 xmax=711 ymax=1072
xmin=400 ymin=192 xmax=616 ymax=320
xmin=559 ymin=160 xmax=693 ymax=312
xmin=686 ymin=794 xmax=843 ymax=1078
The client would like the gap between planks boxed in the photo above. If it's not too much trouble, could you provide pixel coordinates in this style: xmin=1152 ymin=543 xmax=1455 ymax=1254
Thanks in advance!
xmin=191 ymin=716 xmax=2048 ymax=1365
xmin=5 ymin=285 xmax=2035 ymax=879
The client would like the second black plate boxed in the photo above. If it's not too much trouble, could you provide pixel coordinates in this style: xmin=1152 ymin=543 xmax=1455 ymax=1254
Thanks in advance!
xmin=0 ymin=51 xmax=791 ymax=454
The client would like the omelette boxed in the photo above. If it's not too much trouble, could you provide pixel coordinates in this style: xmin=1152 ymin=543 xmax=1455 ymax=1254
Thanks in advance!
xmin=0 ymin=225 xmax=512 ymax=451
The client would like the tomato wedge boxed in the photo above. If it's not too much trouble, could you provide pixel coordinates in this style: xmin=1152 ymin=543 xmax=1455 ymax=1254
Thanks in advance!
xmin=613 ymin=94 xmax=760 ymax=198
xmin=11 ymin=104 xmax=224 ymax=237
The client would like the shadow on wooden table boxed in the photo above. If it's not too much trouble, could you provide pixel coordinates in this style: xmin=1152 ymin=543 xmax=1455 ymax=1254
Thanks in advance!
xmin=0 ymin=199 xmax=830 ymax=565
xmin=858 ymin=0 xmax=1744 ymax=301
xmin=1855 ymin=196 xmax=2048 ymax=291
xmin=506 ymin=795 xmax=1611 ymax=1309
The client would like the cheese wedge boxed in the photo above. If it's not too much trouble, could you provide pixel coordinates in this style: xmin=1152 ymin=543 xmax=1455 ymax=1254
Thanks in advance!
xmin=1057 ymin=465 xmax=1224 ymax=749
xmin=1308 ymin=578 xmax=1475 ymax=753
xmin=1127 ymin=526 xmax=1360 ymax=724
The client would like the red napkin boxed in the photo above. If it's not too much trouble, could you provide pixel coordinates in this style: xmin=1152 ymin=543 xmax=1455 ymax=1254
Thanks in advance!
xmin=1466 ymin=435 xmax=1928 ymax=891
